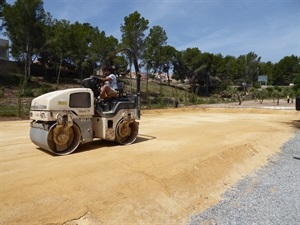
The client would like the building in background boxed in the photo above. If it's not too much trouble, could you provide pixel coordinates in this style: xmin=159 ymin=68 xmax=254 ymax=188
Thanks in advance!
xmin=0 ymin=38 xmax=9 ymax=60
xmin=258 ymin=75 xmax=268 ymax=86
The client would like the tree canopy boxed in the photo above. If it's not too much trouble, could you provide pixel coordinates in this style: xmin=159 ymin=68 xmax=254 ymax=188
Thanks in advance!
xmin=120 ymin=11 xmax=149 ymax=62
xmin=1 ymin=0 xmax=299 ymax=95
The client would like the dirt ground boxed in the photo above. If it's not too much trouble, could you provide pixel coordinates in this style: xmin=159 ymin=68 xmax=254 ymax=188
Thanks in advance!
xmin=1 ymin=101 xmax=299 ymax=225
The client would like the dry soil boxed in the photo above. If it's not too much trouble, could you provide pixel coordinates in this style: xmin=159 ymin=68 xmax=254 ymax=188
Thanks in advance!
xmin=0 ymin=102 xmax=299 ymax=225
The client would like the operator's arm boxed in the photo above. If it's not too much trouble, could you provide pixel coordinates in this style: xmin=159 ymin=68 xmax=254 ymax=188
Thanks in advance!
xmin=100 ymin=77 xmax=112 ymax=82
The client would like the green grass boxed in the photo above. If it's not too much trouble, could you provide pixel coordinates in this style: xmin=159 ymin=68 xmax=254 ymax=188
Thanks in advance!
xmin=0 ymin=105 xmax=18 ymax=117
xmin=0 ymin=104 xmax=30 ymax=117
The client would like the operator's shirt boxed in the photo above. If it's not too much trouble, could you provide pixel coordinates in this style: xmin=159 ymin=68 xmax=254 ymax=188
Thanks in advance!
xmin=106 ymin=74 xmax=118 ymax=90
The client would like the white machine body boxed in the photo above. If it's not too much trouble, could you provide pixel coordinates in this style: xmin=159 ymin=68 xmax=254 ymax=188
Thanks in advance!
xmin=29 ymin=86 xmax=139 ymax=155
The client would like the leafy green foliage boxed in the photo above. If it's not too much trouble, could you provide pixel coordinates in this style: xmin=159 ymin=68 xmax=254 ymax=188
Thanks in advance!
xmin=1 ymin=1 xmax=299 ymax=100
xmin=143 ymin=25 xmax=167 ymax=73
xmin=293 ymin=74 xmax=300 ymax=93
xmin=257 ymin=88 xmax=268 ymax=103
xmin=120 ymin=11 xmax=149 ymax=60
xmin=0 ymin=0 xmax=6 ymax=31
xmin=273 ymin=55 xmax=300 ymax=85
xmin=0 ymin=72 xmax=21 ymax=85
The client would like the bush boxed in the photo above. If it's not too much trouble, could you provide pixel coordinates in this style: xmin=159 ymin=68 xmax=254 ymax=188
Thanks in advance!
xmin=0 ymin=73 xmax=22 ymax=86
xmin=24 ymin=88 xmax=34 ymax=97
xmin=0 ymin=89 xmax=4 ymax=98
xmin=36 ymin=85 xmax=54 ymax=96
xmin=253 ymin=82 xmax=261 ymax=89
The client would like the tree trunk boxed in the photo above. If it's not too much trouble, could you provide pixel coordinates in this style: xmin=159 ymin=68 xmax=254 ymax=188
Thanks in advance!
xmin=23 ymin=36 xmax=31 ymax=95
xmin=237 ymin=93 xmax=242 ymax=105
xmin=206 ymin=73 xmax=209 ymax=96
xmin=56 ymin=54 xmax=63 ymax=89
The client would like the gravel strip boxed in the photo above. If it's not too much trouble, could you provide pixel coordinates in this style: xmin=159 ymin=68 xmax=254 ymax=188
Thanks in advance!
xmin=188 ymin=131 xmax=300 ymax=225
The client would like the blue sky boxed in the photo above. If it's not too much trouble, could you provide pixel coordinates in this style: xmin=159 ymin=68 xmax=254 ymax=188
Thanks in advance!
xmin=2 ymin=0 xmax=300 ymax=63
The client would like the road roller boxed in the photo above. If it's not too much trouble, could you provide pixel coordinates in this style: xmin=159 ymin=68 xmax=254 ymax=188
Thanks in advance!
xmin=29 ymin=49 xmax=141 ymax=155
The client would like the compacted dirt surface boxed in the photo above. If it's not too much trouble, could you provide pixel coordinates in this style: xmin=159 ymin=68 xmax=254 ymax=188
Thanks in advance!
xmin=1 ymin=102 xmax=299 ymax=225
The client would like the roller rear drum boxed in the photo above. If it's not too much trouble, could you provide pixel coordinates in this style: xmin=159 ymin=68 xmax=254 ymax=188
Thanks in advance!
xmin=115 ymin=119 xmax=139 ymax=145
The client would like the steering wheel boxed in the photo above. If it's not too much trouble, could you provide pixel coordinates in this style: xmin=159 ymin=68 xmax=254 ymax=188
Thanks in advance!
xmin=88 ymin=75 xmax=105 ymax=97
